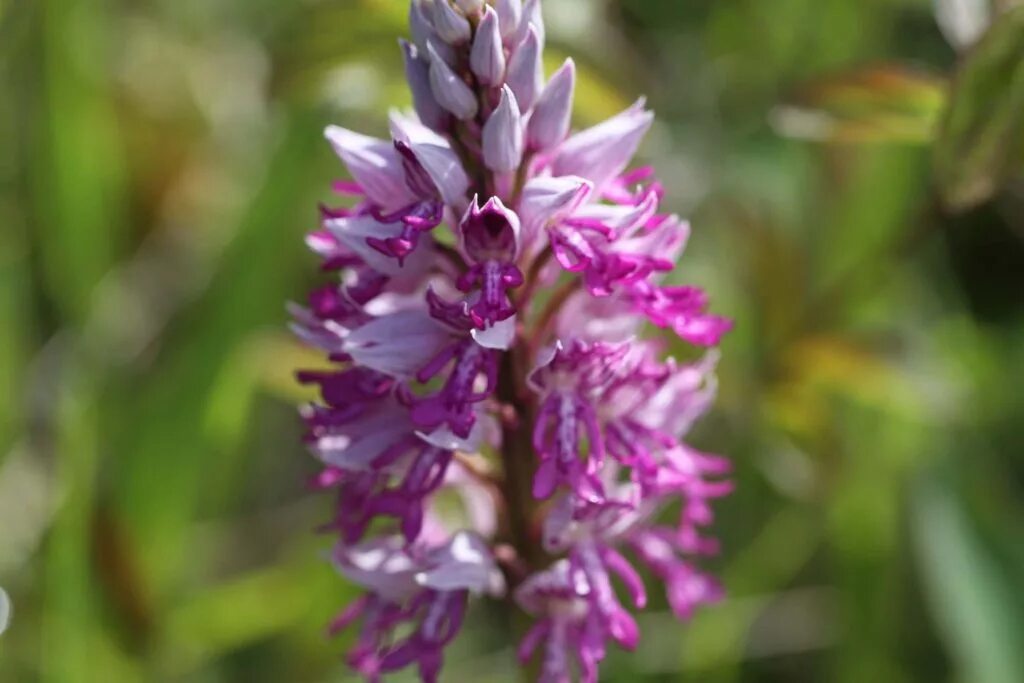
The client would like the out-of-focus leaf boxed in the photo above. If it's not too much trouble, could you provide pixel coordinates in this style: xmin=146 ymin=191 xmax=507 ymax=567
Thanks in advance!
xmin=934 ymin=7 xmax=1024 ymax=210
xmin=112 ymin=111 xmax=324 ymax=597
xmin=204 ymin=331 xmax=326 ymax=450
xmin=0 ymin=585 xmax=9 ymax=634
xmin=611 ymin=588 xmax=836 ymax=676
xmin=0 ymin=206 xmax=32 ymax=451
xmin=768 ymin=335 xmax=923 ymax=440
xmin=912 ymin=471 xmax=1024 ymax=683
xmin=668 ymin=506 xmax=823 ymax=677
xmin=707 ymin=0 xmax=912 ymax=126
xmin=34 ymin=0 xmax=127 ymax=320
xmin=158 ymin=557 xmax=339 ymax=678
xmin=269 ymin=1 xmax=406 ymax=103
xmin=0 ymin=444 xmax=57 ymax=573
xmin=42 ymin=368 xmax=103 ymax=683
xmin=772 ymin=65 xmax=946 ymax=143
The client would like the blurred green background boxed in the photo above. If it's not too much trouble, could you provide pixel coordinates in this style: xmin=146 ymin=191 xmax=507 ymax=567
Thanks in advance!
xmin=2 ymin=0 xmax=1023 ymax=681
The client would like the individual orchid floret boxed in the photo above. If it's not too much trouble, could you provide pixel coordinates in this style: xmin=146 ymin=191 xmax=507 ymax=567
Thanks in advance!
xmin=528 ymin=339 xmax=632 ymax=502
xmin=460 ymin=195 xmax=521 ymax=263
xmin=333 ymin=533 xmax=504 ymax=682
xmin=294 ymin=2 xmax=731 ymax=681
xmin=457 ymin=195 xmax=524 ymax=330
xmin=514 ymin=559 xmax=613 ymax=683
xmin=408 ymin=336 xmax=499 ymax=438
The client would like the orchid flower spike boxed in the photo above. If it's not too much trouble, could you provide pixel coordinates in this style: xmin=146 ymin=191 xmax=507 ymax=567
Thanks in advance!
xmin=294 ymin=2 xmax=732 ymax=680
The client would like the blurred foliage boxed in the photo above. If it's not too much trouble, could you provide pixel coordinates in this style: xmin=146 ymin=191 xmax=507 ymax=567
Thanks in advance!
xmin=1 ymin=0 xmax=1023 ymax=682
xmin=934 ymin=5 xmax=1024 ymax=209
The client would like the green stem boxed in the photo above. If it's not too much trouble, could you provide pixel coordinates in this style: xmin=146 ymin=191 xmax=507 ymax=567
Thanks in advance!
xmin=497 ymin=346 xmax=541 ymax=574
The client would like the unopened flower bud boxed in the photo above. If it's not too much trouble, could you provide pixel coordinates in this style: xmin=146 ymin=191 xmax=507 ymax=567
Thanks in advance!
xmin=506 ymin=24 xmax=542 ymax=111
xmin=432 ymin=0 xmax=472 ymax=44
xmin=470 ymin=6 xmax=505 ymax=85
xmin=483 ymin=86 xmax=524 ymax=172
xmin=427 ymin=40 xmax=479 ymax=120
xmin=495 ymin=0 xmax=523 ymax=42
xmin=527 ymin=58 xmax=575 ymax=151
xmin=515 ymin=0 xmax=545 ymax=48
xmin=401 ymin=39 xmax=448 ymax=131
xmin=409 ymin=0 xmax=434 ymax=51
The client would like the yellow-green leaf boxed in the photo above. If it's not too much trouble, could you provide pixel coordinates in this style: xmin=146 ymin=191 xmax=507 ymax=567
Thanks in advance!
xmin=773 ymin=65 xmax=946 ymax=144
xmin=934 ymin=7 xmax=1024 ymax=210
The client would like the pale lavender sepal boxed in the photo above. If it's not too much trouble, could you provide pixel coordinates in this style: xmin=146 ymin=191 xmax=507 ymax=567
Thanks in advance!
xmin=323 ymin=126 xmax=417 ymax=212
xmin=343 ymin=310 xmax=452 ymax=379
xmin=482 ymin=86 xmax=525 ymax=173
xmin=556 ymin=291 xmax=643 ymax=343
xmin=541 ymin=493 xmax=576 ymax=553
xmin=505 ymin=25 xmax=543 ymax=111
xmin=517 ymin=175 xmax=593 ymax=242
xmin=389 ymin=109 xmax=450 ymax=147
xmin=571 ymin=189 xmax=660 ymax=234
xmin=335 ymin=537 xmax=420 ymax=602
xmin=638 ymin=351 xmax=719 ymax=436
xmin=400 ymin=39 xmax=448 ymax=131
xmin=417 ymin=414 xmax=485 ymax=453
xmin=552 ymin=99 xmax=655 ymax=192
xmin=325 ymin=214 xmax=433 ymax=277
xmin=431 ymin=0 xmax=472 ymax=44
xmin=470 ymin=6 xmax=505 ymax=85
xmin=413 ymin=142 xmax=470 ymax=208
xmin=427 ymin=41 xmax=479 ymax=120
xmin=389 ymin=112 xmax=471 ymax=208
xmin=444 ymin=460 xmax=500 ymax=538
xmin=288 ymin=305 xmax=348 ymax=354
xmin=415 ymin=531 xmax=506 ymax=596
xmin=471 ymin=315 xmax=517 ymax=350
xmin=513 ymin=558 xmax=575 ymax=615
xmin=527 ymin=58 xmax=576 ymax=152
xmin=315 ymin=401 xmax=412 ymax=470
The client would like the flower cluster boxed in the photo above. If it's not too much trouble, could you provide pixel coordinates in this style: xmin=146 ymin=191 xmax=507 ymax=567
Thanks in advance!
xmin=292 ymin=1 xmax=732 ymax=681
